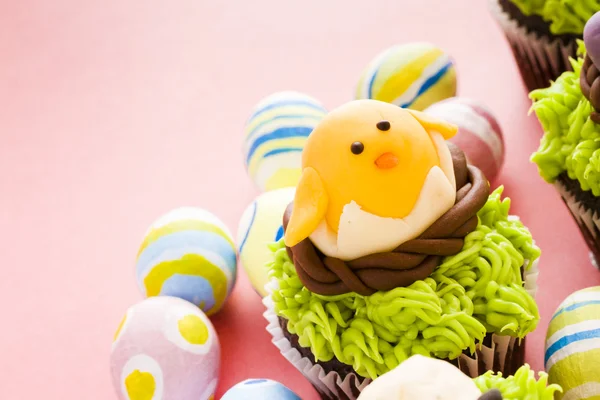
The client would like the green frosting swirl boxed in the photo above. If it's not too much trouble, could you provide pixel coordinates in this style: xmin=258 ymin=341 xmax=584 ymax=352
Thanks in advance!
xmin=530 ymin=42 xmax=600 ymax=195
xmin=474 ymin=364 xmax=562 ymax=399
xmin=510 ymin=0 xmax=600 ymax=35
xmin=268 ymin=187 xmax=540 ymax=379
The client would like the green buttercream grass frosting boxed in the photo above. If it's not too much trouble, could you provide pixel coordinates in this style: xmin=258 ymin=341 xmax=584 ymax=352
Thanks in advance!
xmin=510 ymin=0 xmax=600 ymax=35
xmin=268 ymin=187 xmax=540 ymax=380
xmin=474 ymin=364 xmax=562 ymax=399
xmin=530 ymin=42 xmax=600 ymax=195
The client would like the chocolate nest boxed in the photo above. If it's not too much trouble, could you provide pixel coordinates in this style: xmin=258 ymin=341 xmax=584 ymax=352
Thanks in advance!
xmin=282 ymin=143 xmax=490 ymax=296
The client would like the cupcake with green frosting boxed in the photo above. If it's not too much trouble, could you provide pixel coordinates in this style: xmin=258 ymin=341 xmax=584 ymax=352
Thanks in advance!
xmin=356 ymin=355 xmax=561 ymax=400
xmin=489 ymin=0 xmax=600 ymax=91
xmin=262 ymin=99 xmax=541 ymax=400
xmin=530 ymin=12 xmax=600 ymax=267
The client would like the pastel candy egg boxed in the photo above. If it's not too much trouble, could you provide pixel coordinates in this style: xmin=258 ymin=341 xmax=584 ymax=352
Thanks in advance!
xmin=424 ymin=97 xmax=505 ymax=181
xmin=243 ymin=91 xmax=327 ymax=192
xmin=221 ymin=379 xmax=301 ymax=400
xmin=237 ymin=188 xmax=295 ymax=297
xmin=136 ymin=207 xmax=237 ymax=316
xmin=111 ymin=296 xmax=220 ymax=400
xmin=355 ymin=42 xmax=457 ymax=111
xmin=584 ymin=12 xmax=600 ymax=67
xmin=545 ymin=286 xmax=600 ymax=399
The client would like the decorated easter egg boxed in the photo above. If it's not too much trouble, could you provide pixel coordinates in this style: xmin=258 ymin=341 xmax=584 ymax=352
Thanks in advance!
xmin=136 ymin=207 xmax=237 ymax=316
xmin=424 ymin=97 xmax=505 ymax=181
xmin=221 ymin=379 xmax=301 ymax=400
xmin=545 ymin=286 xmax=600 ymax=399
xmin=355 ymin=42 xmax=457 ymax=111
xmin=237 ymin=187 xmax=295 ymax=297
xmin=243 ymin=91 xmax=327 ymax=192
xmin=111 ymin=296 xmax=220 ymax=400
xmin=584 ymin=12 xmax=600 ymax=67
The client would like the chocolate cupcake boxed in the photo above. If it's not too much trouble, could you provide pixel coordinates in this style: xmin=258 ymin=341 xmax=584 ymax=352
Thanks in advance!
xmin=489 ymin=0 xmax=600 ymax=91
xmin=531 ymin=12 xmax=600 ymax=269
xmin=263 ymin=100 xmax=541 ymax=399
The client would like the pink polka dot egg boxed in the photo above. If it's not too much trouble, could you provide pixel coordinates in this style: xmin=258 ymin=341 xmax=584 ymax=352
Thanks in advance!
xmin=110 ymin=296 xmax=220 ymax=400
xmin=424 ymin=97 xmax=505 ymax=182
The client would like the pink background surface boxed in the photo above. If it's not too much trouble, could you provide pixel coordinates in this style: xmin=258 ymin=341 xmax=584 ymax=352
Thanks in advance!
xmin=2 ymin=0 xmax=600 ymax=398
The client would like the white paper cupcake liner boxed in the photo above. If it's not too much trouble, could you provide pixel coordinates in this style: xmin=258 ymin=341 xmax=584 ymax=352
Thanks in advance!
xmin=488 ymin=0 xmax=578 ymax=91
xmin=263 ymin=281 xmax=371 ymax=400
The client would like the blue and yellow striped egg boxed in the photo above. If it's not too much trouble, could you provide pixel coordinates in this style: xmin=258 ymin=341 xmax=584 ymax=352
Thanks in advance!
xmin=243 ymin=91 xmax=327 ymax=192
xmin=236 ymin=187 xmax=295 ymax=297
xmin=136 ymin=207 xmax=237 ymax=316
xmin=221 ymin=379 xmax=301 ymax=400
xmin=355 ymin=42 xmax=457 ymax=111
xmin=545 ymin=286 xmax=600 ymax=399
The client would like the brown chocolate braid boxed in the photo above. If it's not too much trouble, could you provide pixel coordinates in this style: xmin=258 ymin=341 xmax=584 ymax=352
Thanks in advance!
xmin=580 ymin=54 xmax=600 ymax=124
xmin=282 ymin=143 xmax=490 ymax=296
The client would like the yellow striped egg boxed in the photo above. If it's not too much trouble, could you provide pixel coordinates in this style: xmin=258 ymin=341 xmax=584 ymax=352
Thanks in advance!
xmin=236 ymin=187 xmax=295 ymax=297
xmin=355 ymin=42 xmax=457 ymax=111
xmin=545 ymin=286 xmax=600 ymax=399
xmin=136 ymin=207 xmax=237 ymax=316
xmin=243 ymin=91 xmax=327 ymax=192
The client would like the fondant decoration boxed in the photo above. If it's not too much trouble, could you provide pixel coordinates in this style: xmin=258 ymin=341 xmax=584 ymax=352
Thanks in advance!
xmin=282 ymin=143 xmax=488 ymax=295
xmin=356 ymin=355 xmax=482 ymax=400
xmin=284 ymin=99 xmax=458 ymax=261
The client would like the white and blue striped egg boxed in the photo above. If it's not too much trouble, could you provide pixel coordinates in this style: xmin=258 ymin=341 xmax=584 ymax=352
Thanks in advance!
xmin=243 ymin=91 xmax=327 ymax=192
xmin=221 ymin=379 xmax=301 ymax=400
xmin=135 ymin=207 xmax=237 ymax=316
xmin=545 ymin=286 xmax=600 ymax=399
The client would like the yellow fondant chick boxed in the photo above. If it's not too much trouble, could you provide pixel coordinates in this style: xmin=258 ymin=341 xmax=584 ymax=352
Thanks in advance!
xmin=284 ymin=99 xmax=459 ymax=260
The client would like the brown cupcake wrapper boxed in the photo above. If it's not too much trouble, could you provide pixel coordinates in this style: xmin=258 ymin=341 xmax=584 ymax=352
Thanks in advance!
xmin=488 ymin=0 xmax=579 ymax=92
xmin=555 ymin=178 xmax=600 ymax=269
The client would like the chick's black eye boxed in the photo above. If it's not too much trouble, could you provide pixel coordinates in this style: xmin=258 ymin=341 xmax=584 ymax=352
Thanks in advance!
xmin=351 ymin=141 xmax=364 ymax=155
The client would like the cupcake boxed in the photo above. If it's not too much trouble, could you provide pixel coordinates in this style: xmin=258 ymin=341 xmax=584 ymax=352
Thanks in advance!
xmin=263 ymin=99 xmax=541 ymax=400
xmin=489 ymin=0 xmax=600 ymax=91
xmin=357 ymin=355 xmax=561 ymax=400
xmin=530 ymin=12 xmax=600 ymax=268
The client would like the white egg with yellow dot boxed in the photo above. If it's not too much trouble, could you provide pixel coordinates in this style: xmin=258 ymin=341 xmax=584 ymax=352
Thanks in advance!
xmin=237 ymin=187 xmax=295 ymax=297
xmin=110 ymin=296 xmax=220 ymax=400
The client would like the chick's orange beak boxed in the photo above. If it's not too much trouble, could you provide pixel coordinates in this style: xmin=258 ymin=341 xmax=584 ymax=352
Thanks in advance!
xmin=375 ymin=152 xmax=399 ymax=169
